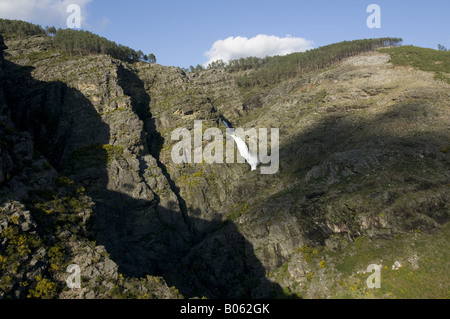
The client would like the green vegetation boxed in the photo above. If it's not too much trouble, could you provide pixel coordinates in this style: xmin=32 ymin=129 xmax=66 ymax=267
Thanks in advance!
xmin=225 ymin=203 xmax=249 ymax=222
xmin=0 ymin=216 xmax=43 ymax=296
xmin=181 ymin=64 xmax=205 ymax=73
xmin=52 ymin=28 xmax=155 ymax=63
xmin=333 ymin=224 xmax=450 ymax=299
xmin=205 ymin=56 xmax=270 ymax=72
xmin=437 ymin=44 xmax=449 ymax=52
xmin=63 ymin=143 xmax=124 ymax=174
xmin=226 ymin=56 xmax=269 ymax=72
xmin=0 ymin=19 xmax=156 ymax=63
xmin=27 ymin=275 xmax=58 ymax=299
xmin=104 ymin=274 xmax=184 ymax=299
xmin=53 ymin=29 xmax=140 ymax=62
xmin=102 ymin=144 xmax=125 ymax=162
xmin=206 ymin=59 xmax=226 ymax=70
xmin=27 ymin=50 xmax=55 ymax=64
xmin=146 ymin=53 xmax=157 ymax=64
xmin=235 ymin=38 xmax=402 ymax=88
xmin=45 ymin=26 xmax=57 ymax=36
xmin=273 ymin=223 xmax=450 ymax=299
xmin=379 ymin=45 xmax=450 ymax=84
xmin=0 ymin=19 xmax=46 ymax=38
xmin=202 ymin=38 xmax=401 ymax=77
xmin=35 ymin=194 xmax=89 ymax=218
xmin=47 ymin=244 xmax=66 ymax=271
xmin=295 ymin=245 xmax=326 ymax=262
xmin=1 ymin=17 xmax=448 ymax=299
xmin=0 ymin=225 xmax=41 ymax=259
xmin=0 ymin=173 xmax=94 ymax=298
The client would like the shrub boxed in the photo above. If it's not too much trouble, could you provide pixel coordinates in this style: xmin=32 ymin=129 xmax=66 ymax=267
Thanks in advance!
xmin=64 ymin=143 xmax=124 ymax=173
xmin=27 ymin=275 xmax=58 ymax=299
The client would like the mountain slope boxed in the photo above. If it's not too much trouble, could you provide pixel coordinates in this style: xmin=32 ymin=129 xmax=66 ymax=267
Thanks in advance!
xmin=0 ymin=28 xmax=449 ymax=299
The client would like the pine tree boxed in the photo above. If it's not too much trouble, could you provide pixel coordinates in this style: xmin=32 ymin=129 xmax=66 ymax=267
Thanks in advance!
xmin=45 ymin=26 xmax=57 ymax=36
xmin=148 ymin=53 xmax=156 ymax=64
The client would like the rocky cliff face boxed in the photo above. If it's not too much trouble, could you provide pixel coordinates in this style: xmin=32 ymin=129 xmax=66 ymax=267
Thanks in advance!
xmin=0 ymin=34 xmax=449 ymax=299
xmin=0 ymin=35 xmax=184 ymax=299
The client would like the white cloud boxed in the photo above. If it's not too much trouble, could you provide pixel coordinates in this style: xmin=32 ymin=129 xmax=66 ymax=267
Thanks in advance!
xmin=204 ymin=34 xmax=314 ymax=66
xmin=0 ymin=0 xmax=92 ymax=28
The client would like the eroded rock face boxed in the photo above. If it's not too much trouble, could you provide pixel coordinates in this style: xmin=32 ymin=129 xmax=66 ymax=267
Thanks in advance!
xmin=0 ymin=35 xmax=187 ymax=299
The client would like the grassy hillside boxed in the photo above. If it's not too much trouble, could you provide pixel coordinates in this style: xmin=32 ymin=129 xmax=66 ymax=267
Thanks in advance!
xmin=270 ymin=222 xmax=450 ymax=299
xmin=379 ymin=46 xmax=450 ymax=84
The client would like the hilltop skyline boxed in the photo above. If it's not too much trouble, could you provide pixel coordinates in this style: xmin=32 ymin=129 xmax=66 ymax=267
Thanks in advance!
xmin=0 ymin=0 xmax=449 ymax=68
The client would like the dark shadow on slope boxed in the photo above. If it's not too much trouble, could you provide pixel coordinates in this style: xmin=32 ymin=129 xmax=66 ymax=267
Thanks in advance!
xmin=278 ymin=102 xmax=449 ymax=188
xmin=241 ymin=100 xmax=450 ymax=247
xmin=116 ymin=64 xmax=191 ymax=232
xmin=2 ymin=60 xmax=110 ymax=169
xmin=116 ymin=64 xmax=164 ymax=158
xmin=1 ymin=55 xmax=287 ymax=299
xmin=164 ymin=204 xmax=289 ymax=299
xmin=114 ymin=63 xmax=287 ymax=298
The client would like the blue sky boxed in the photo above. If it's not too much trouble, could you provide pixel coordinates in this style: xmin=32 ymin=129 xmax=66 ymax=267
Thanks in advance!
xmin=1 ymin=0 xmax=449 ymax=68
